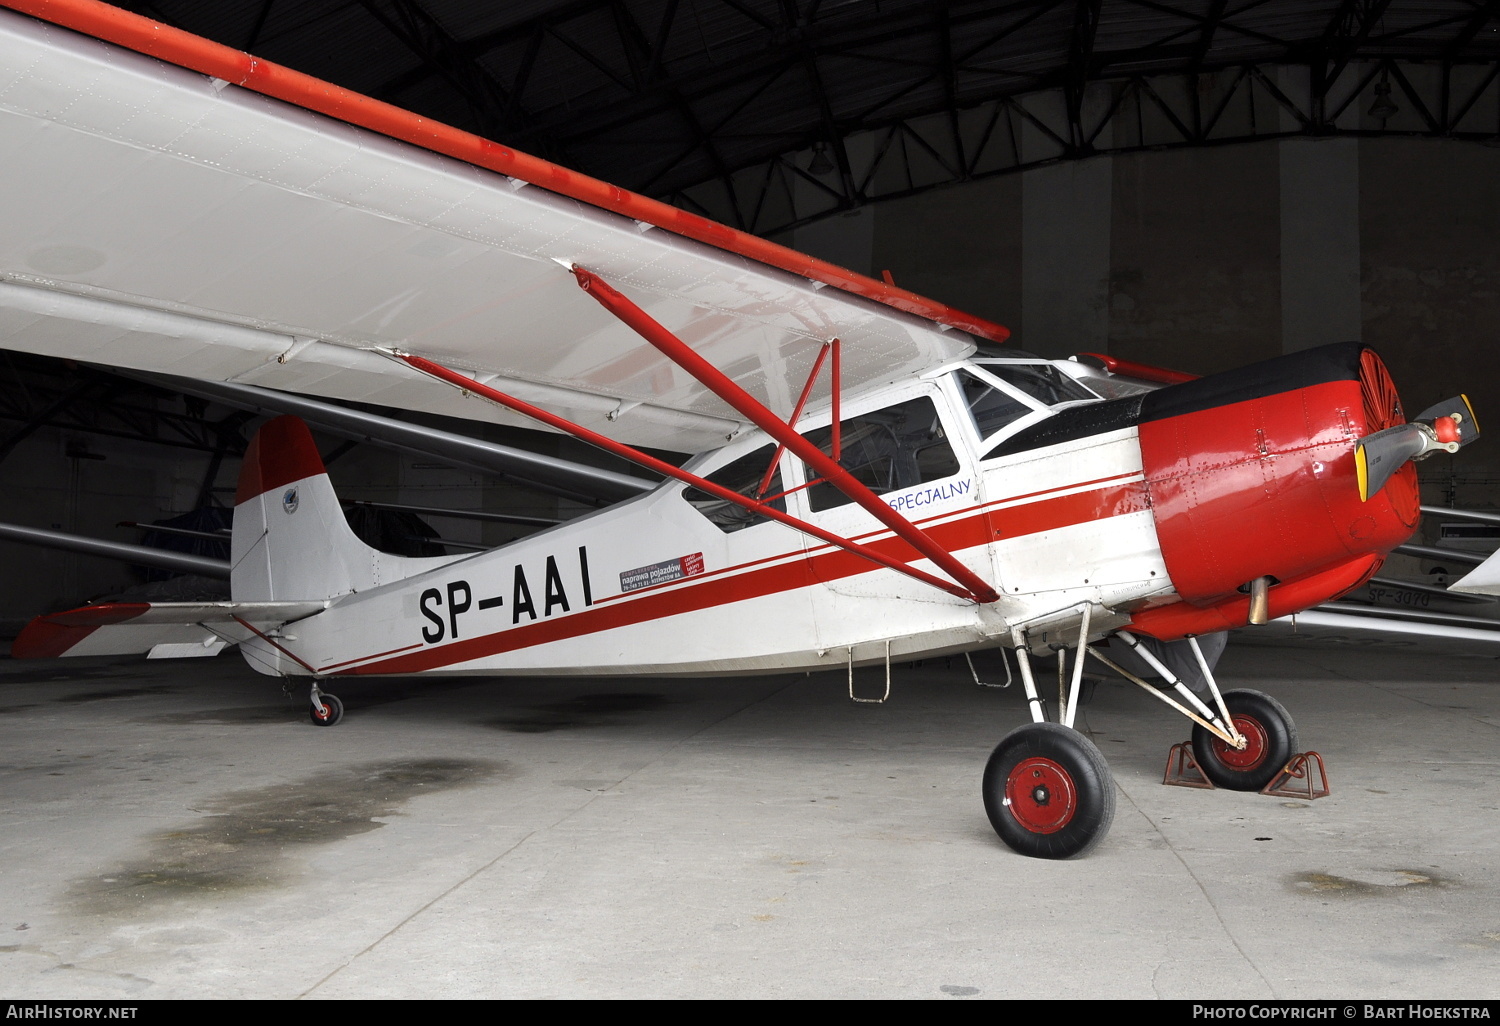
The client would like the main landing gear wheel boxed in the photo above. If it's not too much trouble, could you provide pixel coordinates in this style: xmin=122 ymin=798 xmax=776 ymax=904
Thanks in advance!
xmin=309 ymin=693 xmax=344 ymax=727
xmin=983 ymin=722 xmax=1116 ymax=859
xmin=1191 ymin=688 xmax=1297 ymax=791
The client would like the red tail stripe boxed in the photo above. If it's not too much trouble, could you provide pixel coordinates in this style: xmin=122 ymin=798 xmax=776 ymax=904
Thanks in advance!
xmin=234 ymin=416 xmax=328 ymax=505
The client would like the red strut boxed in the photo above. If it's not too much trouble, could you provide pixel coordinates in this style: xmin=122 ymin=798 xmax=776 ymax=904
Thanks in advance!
xmin=570 ymin=265 xmax=999 ymax=604
xmin=756 ymin=339 xmax=834 ymax=499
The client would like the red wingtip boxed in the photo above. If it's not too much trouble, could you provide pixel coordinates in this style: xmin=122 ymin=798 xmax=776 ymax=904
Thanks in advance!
xmin=12 ymin=603 xmax=150 ymax=658
xmin=234 ymin=415 xmax=327 ymax=506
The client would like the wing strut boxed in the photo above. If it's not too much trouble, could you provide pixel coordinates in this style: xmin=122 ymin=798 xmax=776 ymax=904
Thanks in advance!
xmin=756 ymin=338 xmax=839 ymax=500
xmin=389 ymin=352 xmax=982 ymax=602
xmin=568 ymin=265 xmax=1000 ymax=604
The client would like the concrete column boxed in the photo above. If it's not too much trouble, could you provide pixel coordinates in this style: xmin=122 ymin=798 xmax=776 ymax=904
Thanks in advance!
xmin=1278 ymin=66 xmax=1361 ymax=353
xmin=1018 ymin=89 xmax=1113 ymax=357
xmin=1020 ymin=159 xmax=1113 ymax=356
xmin=1279 ymin=138 xmax=1361 ymax=352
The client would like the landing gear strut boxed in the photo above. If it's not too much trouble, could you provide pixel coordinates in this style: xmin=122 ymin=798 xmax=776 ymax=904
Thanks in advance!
xmin=983 ymin=619 xmax=1300 ymax=858
xmin=985 ymin=616 xmax=1117 ymax=859
xmin=309 ymin=684 xmax=344 ymax=727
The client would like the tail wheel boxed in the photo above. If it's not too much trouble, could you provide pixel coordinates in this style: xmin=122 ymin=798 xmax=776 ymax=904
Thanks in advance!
xmin=1191 ymin=688 xmax=1297 ymax=791
xmin=983 ymin=722 xmax=1116 ymax=859
xmin=310 ymin=693 xmax=344 ymax=727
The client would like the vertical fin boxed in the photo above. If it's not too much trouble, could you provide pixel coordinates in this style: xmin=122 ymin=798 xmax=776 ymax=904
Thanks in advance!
xmin=230 ymin=416 xmax=459 ymax=601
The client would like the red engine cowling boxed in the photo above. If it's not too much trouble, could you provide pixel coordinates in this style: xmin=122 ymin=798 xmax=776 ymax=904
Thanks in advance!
xmin=1130 ymin=345 xmax=1419 ymax=639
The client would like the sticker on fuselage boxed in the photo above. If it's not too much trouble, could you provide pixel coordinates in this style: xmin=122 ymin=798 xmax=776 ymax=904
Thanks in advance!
xmin=620 ymin=552 xmax=705 ymax=593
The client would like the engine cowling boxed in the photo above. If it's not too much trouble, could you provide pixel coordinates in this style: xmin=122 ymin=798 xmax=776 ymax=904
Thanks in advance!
xmin=1129 ymin=343 xmax=1419 ymax=639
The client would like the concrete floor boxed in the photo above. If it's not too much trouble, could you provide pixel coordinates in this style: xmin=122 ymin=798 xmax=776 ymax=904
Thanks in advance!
xmin=0 ymin=637 xmax=1497 ymax=999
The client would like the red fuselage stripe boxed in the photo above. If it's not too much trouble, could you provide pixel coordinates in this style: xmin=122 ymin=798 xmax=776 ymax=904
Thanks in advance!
xmin=333 ymin=479 xmax=1150 ymax=675
xmin=317 ymin=642 xmax=424 ymax=673
xmin=598 ymin=470 xmax=1148 ymax=606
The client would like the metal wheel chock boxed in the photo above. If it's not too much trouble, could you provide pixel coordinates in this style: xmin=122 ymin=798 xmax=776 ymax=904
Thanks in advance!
xmin=1163 ymin=741 xmax=1215 ymax=789
xmin=1259 ymin=751 xmax=1330 ymax=800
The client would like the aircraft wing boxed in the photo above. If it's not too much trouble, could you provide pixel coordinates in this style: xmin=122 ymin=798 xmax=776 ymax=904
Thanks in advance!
xmin=11 ymin=600 xmax=327 ymax=659
xmin=1449 ymin=547 xmax=1500 ymax=596
xmin=0 ymin=2 xmax=1004 ymax=453
xmin=1247 ymin=606 xmax=1500 ymax=660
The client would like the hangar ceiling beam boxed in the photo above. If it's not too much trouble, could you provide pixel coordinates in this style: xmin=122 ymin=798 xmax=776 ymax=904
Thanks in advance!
xmin=1446 ymin=0 xmax=1500 ymax=58
xmin=1313 ymin=0 xmax=1395 ymax=113
xmin=109 ymin=0 xmax=1500 ymax=236
xmin=1065 ymin=0 xmax=1103 ymax=151
xmin=356 ymin=0 xmax=513 ymax=138
xmin=0 ymin=356 xmax=244 ymax=461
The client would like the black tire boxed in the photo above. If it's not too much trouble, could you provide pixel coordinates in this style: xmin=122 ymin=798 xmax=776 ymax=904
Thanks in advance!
xmin=310 ymin=693 xmax=344 ymax=727
xmin=983 ymin=722 xmax=1116 ymax=859
xmin=1191 ymin=688 xmax=1297 ymax=791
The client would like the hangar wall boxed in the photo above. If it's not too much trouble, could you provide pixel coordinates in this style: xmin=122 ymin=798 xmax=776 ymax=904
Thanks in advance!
xmin=0 ymin=428 xmax=203 ymax=632
xmin=788 ymin=135 xmax=1500 ymax=508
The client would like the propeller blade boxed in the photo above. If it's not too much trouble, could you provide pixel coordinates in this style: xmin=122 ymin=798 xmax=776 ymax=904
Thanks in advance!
xmin=1413 ymin=394 xmax=1480 ymax=448
xmin=1355 ymin=424 xmax=1430 ymax=503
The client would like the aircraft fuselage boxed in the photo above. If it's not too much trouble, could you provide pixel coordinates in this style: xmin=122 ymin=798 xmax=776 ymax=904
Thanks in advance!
xmin=231 ymin=342 xmax=1419 ymax=679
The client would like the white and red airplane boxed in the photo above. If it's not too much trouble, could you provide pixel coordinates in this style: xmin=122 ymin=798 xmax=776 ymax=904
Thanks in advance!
xmin=0 ymin=0 xmax=1483 ymax=858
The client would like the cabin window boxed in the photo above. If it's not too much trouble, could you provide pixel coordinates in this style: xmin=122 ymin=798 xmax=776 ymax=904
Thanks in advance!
xmin=681 ymin=445 xmax=786 ymax=533
xmin=800 ymin=396 xmax=960 ymax=512
xmin=956 ymin=370 xmax=1034 ymax=440
xmin=982 ymin=363 xmax=1095 ymax=407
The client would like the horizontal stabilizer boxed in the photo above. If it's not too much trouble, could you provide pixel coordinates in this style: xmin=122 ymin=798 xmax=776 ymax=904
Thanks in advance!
xmin=12 ymin=600 xmax=327 ymax=659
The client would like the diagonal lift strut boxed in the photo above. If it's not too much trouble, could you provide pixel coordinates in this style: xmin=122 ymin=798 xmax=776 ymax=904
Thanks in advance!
xmin=568 ymin=265 xmax=999 ymax=604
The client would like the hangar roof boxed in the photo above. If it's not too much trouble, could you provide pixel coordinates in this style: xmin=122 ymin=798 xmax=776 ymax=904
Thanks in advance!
xmin=85 ymin=2 xmax=1500 ymax=232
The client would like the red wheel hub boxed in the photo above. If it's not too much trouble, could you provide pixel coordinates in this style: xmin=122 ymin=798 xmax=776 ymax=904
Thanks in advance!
xmin=1005 ymin=757 xmax=1078 ymax=834
xmin=1213 ymin=715 xmax=1268 ymax=769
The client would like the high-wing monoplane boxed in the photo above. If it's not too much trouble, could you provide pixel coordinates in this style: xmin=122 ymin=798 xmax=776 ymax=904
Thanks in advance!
xmin=0 ymin=0 xmax=1486 ymax=859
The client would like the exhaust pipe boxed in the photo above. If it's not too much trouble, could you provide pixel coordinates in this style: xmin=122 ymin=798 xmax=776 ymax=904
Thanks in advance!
xmin=1247 ymin=576 xmax=1272 ymax=625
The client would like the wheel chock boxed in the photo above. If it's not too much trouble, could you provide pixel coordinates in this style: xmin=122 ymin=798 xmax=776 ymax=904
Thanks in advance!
xmin=1162 ymin=742 xmax=1215 ymax=789
xmin=1259 ymin=751 xmax=1329 ymax=800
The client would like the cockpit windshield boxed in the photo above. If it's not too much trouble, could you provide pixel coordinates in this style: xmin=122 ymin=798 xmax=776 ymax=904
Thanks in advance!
xmin=980 ymin=362 xmax=1097 ymax=406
